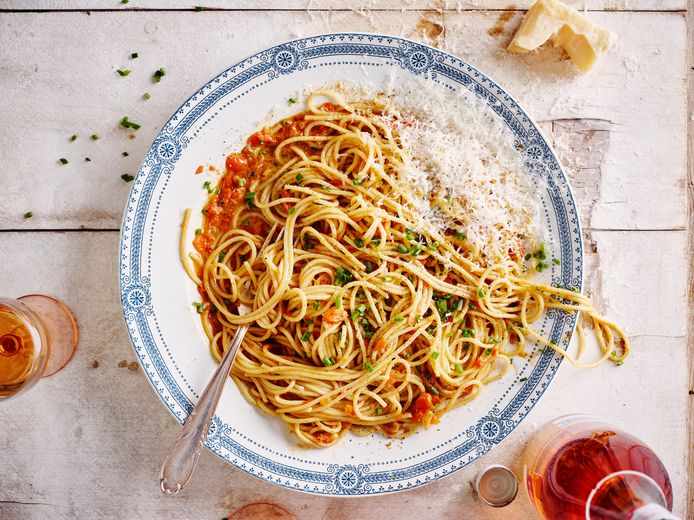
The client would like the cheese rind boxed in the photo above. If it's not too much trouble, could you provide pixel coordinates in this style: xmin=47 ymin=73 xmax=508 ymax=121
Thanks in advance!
xmin=507 ymin=0 xmax=614 ymax=73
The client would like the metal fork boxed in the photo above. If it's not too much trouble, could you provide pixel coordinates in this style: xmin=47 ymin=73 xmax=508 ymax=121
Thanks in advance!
xmin=159 ymin=225 xmax=277 ymax=495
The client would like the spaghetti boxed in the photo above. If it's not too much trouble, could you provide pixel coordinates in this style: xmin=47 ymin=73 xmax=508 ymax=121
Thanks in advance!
xmin=182 ymin=88 xmax=629 ymax=448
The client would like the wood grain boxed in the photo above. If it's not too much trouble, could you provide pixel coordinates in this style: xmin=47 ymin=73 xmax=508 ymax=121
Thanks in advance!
xmin=0 ymin=11 xmax=688 ymax=230
xmin=0 ymin=0 xmax=686 ymax=12
xmin=685 ymin=0 xmax=693 ymax=513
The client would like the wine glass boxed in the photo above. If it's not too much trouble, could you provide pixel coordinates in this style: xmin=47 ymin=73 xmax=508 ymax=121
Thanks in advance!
xmin=0 ymin=295 xmax=79 ymax=400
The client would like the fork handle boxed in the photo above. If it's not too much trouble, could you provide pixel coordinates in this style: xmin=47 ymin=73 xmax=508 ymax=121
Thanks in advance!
xmin=159 ymin=324 xmax=249 ymax=495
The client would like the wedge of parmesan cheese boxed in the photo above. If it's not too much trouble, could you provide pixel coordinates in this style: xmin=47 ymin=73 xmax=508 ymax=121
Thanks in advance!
xmin=508 ymin=0 xmax=614 ymax=73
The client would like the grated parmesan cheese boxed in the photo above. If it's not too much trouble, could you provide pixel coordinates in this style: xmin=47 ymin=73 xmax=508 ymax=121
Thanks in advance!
xmin=306 ymin=75 xmax=542 ymax=261
xmin=381 ymin=78 xmax=541 ymax=261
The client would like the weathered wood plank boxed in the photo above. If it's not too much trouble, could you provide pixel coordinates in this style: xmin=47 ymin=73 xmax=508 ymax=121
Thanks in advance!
xmin=0 ymin=229 xmax=688 ymax=518
xmin=0 ymin=10 xmax=687 ymax=231
xmin=0 ymin=0 xmax=687 ymax=12
xmin=685 ymin=0 xmax=693 ymax=512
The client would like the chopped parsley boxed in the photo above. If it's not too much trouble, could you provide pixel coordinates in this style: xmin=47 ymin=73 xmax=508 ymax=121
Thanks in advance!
xmin=436 ymin=299 xmax=448 ymax=318
xmin=351 ymin=304 xmax=367 ymax=321
xmin=131 ymin=52 xmax=139 ymax=59
xmin=477 ymin=289 xmax=485 ymax=298
xmin=394 ymin=316 xmax=404 ymax=323
xmin=241 ymin=218 xmax=250 ymax=226
xmin=194 ymin=228 xmax=203 ymax=235
xmin=519 ymin=377 xmax=528 ymax=383
xmin=120 ymin=116 xmax=141 ymax=130
xmin=69 ymin=134 xmax=77 ymax=142
xmin=59 ymin=158 xmax=68 ymax=164
xmin=116 ymin=69 xmax=131 ymax=77
xmin=405 ymin=228 xmax=415 ymax=241
xmin=536 ymin=261 xmax=549 ymax=272
xmin=397 ymin=244 xmax=409 ymax=254
xmin=23 ymin=211 xmax=33 ymax=218
xmin=364 ymin=361 xmax=374 ymax=372
xmin=301 ymin=331 xmax=311 ymax=342
xmin=194 ymin=5 xmax=204 ymax=10
xmin=354 ymin=237 xmax=364 ymax=248
xmin=244 ymin=192 xmax=256 ymax=207
xmin=454 ymin=364 xmax=463 ymax=374
xmin=461 ymin=328 xmax=474 ymax=337
xmin=288 ymin=97 xmax=297 ymax=104
xmin=238 ymin=178 xmax=246 ymax=186
xmin=430 ymin=351 xmax=439 ymax=360
xmin=313 ymin=301 xmax=320 ymax=311
xmin=533 ymin=243 xmax=547 ymax=261
xmin=288 ymin=207 xmax=296 ymax=215
xmin=552 ymin=258 xmax=561 ymax=265
xmin=322 ymin=356 xmax=335 ymax=367
xmin=409 ymin=244 xmax=423 ymax=255
xmin=122 ymin=151 xmax=129 ymax=157
xmin=295 ymin=173 xmax=304 ymax=183
xmin=334 ymin=267 xmax=353 ymax=286
xmin=375 ymin=407 xmax=382 ymax=415
xmin=455 ymin=232 xmax=466 ymax=240
xmin=85 ymin=157 xmax=91 ymax=162
xmin=371 ymin=238 xmax=381 ymax=247
xmin=192 ymin=302 xmax=204 ymax=313
xmin=121 ymin=173 xmax=134 ymax=182
xmin=153 ymin=68 xmax=166 ymax=82
xmin=91 ymin=134 xmax=100 ymax=140
xmin=143 ymin=92 xmax=151 ymax=100
xmin=203 ymin=180 xmax=213 ymax=193
xmin=334 ymin=294 xmax=342 ymax=308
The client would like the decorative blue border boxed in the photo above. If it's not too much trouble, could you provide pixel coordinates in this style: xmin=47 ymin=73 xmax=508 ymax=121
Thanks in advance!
xmin=119 ymin=33 xmax=583 ymax=496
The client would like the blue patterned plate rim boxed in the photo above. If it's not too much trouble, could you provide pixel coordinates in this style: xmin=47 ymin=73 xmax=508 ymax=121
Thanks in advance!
xmin=119 ymin=32 xmax=583 ymax=496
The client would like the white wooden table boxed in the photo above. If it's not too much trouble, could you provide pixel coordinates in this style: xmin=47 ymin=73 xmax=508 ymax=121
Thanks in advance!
xmin=0 ymin=2 xmax=691 ymax=519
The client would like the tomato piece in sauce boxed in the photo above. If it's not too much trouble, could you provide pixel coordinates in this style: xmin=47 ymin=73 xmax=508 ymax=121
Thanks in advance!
xmin=411 ymin=393 xmax=436 ymax=423
xmin=242 ymin=216 xmax=266 ymax=235
xmin=225 ymin=152 xmax=248 ymax=173
xmin=323 ymin=309 xmax=347 ymax=326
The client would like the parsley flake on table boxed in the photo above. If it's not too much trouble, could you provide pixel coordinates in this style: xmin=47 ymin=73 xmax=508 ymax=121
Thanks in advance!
xmin=153 ymin=68 xmax=166 ymax=82
xmin=23 ymin=211 xmax=33 ymax=218
xmin=120 ymin=116 xmax=141 ymax=130
xmin=69 ymin=134 xmax=77 ymax=142
xmin=59 ymin=158 xmax=68 ymax=164
xmin=121 ymin=173 xmax=134 ymax=182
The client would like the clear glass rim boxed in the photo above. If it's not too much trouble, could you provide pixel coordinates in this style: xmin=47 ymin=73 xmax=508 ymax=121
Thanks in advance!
xmin=0 ymin=297 xmax=49 ymax=400
xmin=584 ymin=470 xmax=666 ymax=520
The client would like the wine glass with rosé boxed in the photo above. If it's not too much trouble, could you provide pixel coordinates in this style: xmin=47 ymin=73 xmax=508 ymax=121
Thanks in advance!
xmin=0 ymin=295 xmax=79 ymax=400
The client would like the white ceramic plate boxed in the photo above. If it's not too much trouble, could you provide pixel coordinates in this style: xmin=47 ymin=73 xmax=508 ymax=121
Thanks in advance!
xmin=119 ymin=33 xmax=583 ymax=496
